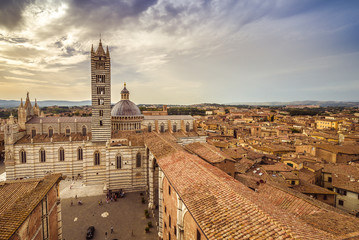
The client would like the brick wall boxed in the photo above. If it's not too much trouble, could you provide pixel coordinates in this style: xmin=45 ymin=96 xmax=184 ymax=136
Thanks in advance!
xmin=162 ymin=177 xmax=178 ymax=240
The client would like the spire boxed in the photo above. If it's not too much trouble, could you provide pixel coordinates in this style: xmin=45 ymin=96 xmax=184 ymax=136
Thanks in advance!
xmin=95 ymin=39 xmax=105 ymax=56
xmin=20 ymin=98 xmax=23 ymax=107
xmin=34 ymin=98 xmax=38 ymax=107
xmin=91 ymin=44 xmax=94 ymax=53
xmin=106 ymin=45 xmax=110 ymax=57
xmin=24 ymin=92 xmax=31 ymax=108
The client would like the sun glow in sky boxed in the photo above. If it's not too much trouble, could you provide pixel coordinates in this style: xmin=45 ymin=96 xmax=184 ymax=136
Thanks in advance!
xmin=0 ymin=0 xmax=358 ymax=104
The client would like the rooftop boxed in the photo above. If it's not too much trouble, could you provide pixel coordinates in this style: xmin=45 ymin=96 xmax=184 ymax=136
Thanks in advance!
xmin=0 ymin=174 xmax=62 ymax=239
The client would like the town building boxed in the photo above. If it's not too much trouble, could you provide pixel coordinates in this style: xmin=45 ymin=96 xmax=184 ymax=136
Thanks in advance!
xmin=0 ymin=174 xmax=62 ymax=240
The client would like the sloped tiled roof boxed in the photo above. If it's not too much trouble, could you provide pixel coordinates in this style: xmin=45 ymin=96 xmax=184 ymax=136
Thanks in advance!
xmin=16 ymin=133 xmax=91 ymax=144
xmin=26 ymin=116 xmax=91 ymax=124
xmin=185 ymin=142 xmax=234 ymax=163
xmin=148 ymin=134 xmax=338 ymax=239
xmin=0 ymin=174 xmax=62 ymax=239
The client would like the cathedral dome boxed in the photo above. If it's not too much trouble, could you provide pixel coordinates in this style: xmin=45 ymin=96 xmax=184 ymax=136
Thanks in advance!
xmin=111 ymin=100 xmax=142 ymax=116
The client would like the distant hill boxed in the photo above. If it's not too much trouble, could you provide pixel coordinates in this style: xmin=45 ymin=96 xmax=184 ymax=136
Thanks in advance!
xmin=0 ymin=100 xmax=91 ymax=108
xmin=226 ymin=101 xmax=359 ymax=107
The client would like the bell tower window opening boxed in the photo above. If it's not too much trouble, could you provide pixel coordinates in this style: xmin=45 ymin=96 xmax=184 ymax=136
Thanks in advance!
xmin=98 ymin=98 xmax=104 ymax=105
xmin=97 ymin=87 xmax=105 ymax=94
xmin=96 ymin=62 xmax=105 ymax=70
xmin=96 ymin=75 xmax=106 ymax=83
xmin=100 ymin=120 xmax=103 ymax=126
xmin=99 ymin=110 xmax=103 ymax=116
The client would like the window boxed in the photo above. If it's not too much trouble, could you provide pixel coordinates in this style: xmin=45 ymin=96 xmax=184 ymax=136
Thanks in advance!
xmin=99 ymin=110 xmax=103 ymax=116
xmin=338 ymin=200 xmax=344 ymax=206
xmin=197 ymin=229 xmax=201 ymax=240
xmin=94 ymin=151 xmax=100 ymax=165
xmin=65 ymin=127 xmax=70 ymax=136
xmin=291 ymin=180 xmax=296 ymax=185
xmin=160 ymin=123 xmax=165 ymax=133
xmin=31 ymin=128 xmax=36 ymax=138
xmin=78 ymin=147 xmax=83 ymax=161
xmin=48 ymin=127 xmax=53 ymax=137
xmin=148 ymin=125 xmax=152 ymax=132
xmin=172 ymin=124 xmax=177 ymax=132
xmin=169 ymin=185 xmax=171 ymax=195
xmin=169 ymin=215 xmax=171 ymax=228
xmin=40 ymin=149 xmax=46 ymax=162
xmin=337 ymin=189 xmax=347 ymax=196
xmin=59 ymin=148 xmax=65 ymax=161
xmin=116 ymin=155 xmax=122 ymax=169
xmin=97 ymin=86 xmax=105 ymax=95
xmin=174 ymin=227 xmax=176 ymax=236
xmin=328 ymin=177 xmax=332 ymax=183
xmin=165 ymin=206 xmax=167 ymax=213
xmin=98 ymin=98 xmax=104 ymax=105
xmin=100 ymin=120 xmax=103 ymax=126
xmin=96 ymin=74 xmax=105 ymax=83
xmin=136 ymin=152 xmax=141 ymax=168
xmin=168 ymin=233 xmax=171 ymax=240
xmin=186 ymin=122 xmax=190 ymax=132
xmin=20 ymin=150 xmax=26 ymax=163
xmin=82 ymin=126 xmax=87 ymax=136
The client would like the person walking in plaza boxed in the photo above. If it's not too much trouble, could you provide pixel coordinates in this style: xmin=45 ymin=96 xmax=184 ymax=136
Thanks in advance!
xmin=111 ymin=226 xmax=114 ymax=234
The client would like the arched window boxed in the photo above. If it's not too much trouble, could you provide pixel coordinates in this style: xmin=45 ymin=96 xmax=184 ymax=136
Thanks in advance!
xmin=98 ymin=98 xmax=104 ymax=105
xmin=77 ymin=147 xmax=83 ymax=161
xmin=39 ymin=149 xmax=46 ymax=162
xmin=48 ymin=127 xmax=53 ymax=137
xmin=82 ymin=126 xmax=87 ymax=136
xmin=172 ymin=124 xmax=177 ymax=132
xmin=94 ymin=151 xmax=100 ymax=165
xmin=65 ymin=127 xmax=70 ymax=136
xmin=59 ymin=147 xmax=65 ymax=161
xmin=31 ymin=128 xmax=36 ymax=138
xmin=20 ymin=149 xmax=26 ymax=163
xmin=186 ymin=122 xmax=190 ymax=132
xmin=116 ymin=155 xmax=122 ymax=169
xmin=136 ymin=152 xmax=141 ymax=168
xmin=160 ymin=123 xmax=165 ymax=133
xmin=148 ymin=124 xmax=152 ymax=132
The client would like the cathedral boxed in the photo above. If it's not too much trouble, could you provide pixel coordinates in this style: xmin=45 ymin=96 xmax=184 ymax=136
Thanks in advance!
xmin=3 ymin=40 xmax=204 ymax=191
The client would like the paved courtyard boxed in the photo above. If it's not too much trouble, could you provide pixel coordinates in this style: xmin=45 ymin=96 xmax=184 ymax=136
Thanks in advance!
xmin=61 ymin=180 xmax=158 ymax=240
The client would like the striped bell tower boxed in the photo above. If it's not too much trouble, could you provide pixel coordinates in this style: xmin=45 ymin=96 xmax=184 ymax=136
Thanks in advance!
xmin=91 ymin=39 xmax=112 ymax=142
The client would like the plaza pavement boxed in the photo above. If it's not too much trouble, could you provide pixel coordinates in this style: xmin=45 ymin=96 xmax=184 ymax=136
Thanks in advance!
xmin=60 ymin=180 xmax=158 ymax=240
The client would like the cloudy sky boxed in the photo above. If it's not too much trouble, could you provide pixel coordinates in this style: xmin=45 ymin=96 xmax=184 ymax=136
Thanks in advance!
xmin=0 ymin=0 xmax=358 ymax=104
